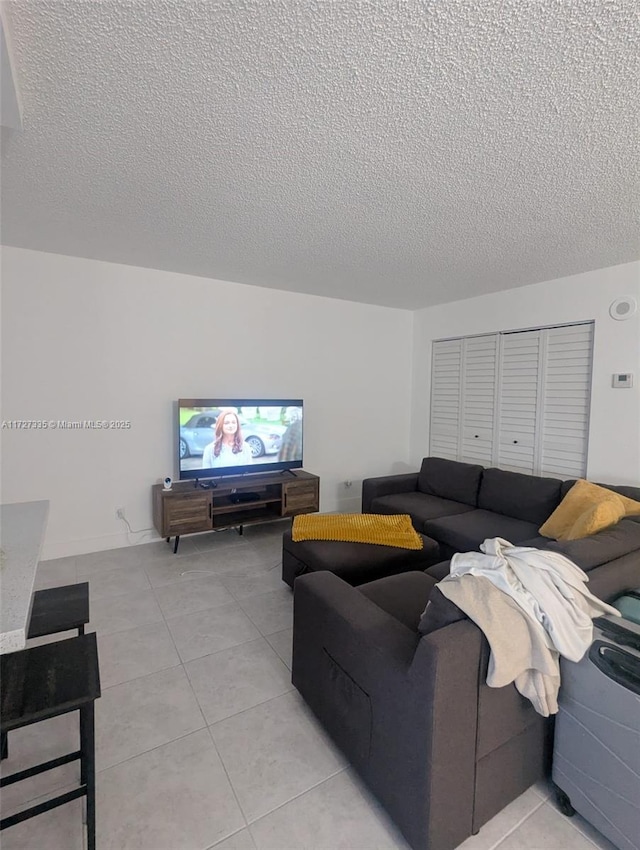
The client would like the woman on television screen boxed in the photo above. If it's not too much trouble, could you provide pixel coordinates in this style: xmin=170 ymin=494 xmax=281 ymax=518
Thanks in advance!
xmin=202 ymin=411 xmax=253 ymax=468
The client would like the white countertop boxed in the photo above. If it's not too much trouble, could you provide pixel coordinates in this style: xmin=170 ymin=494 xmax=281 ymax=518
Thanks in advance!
xmin=0 ymin=500 xmax=50 ymax=653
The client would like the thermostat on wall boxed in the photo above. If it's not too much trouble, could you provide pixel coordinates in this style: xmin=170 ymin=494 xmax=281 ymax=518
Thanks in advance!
xmin=612 ymin=373 xmax=634 ymax=388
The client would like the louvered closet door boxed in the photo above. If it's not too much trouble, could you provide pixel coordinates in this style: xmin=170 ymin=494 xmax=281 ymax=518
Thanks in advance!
xmin=430 ymin=339 xmax=463 ymax=460
xmin=539 ymin=323 xmax=593 ymax=478
xmin=497 ymin=330 xmax=541 ymax=474
xmin=460 ymin=335 xmax=498 ymax=465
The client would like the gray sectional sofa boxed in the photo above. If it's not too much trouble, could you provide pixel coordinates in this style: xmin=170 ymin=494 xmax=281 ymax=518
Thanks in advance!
xmin=362 ymin=456 xmax=640 ymax=591
xmin=291 ymin=458 xmax=640 ymax=850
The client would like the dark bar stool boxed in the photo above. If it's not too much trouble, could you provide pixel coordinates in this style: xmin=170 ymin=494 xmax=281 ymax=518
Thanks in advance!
xmin=27 ymin=581 xmax=90 ymax=640
xmin=0 ymin=582 xmax=90 ymax=762
xmin=0 ymin=633 xmax=101 ymax=850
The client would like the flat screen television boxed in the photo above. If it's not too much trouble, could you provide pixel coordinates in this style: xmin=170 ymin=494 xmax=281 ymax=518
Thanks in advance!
xmin=178 ymin=399 xmax=304 ymax=481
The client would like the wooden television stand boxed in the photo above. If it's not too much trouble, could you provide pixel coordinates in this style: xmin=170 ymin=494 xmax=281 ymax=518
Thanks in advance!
xmin=152 ymin=470 xmax=319 ymax=553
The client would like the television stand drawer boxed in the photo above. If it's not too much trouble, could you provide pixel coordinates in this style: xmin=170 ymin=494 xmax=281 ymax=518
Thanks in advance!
xmin=161 ymin=492 xmax=212 ymax=535
xmin=282 ymin=480 xmax=319 ymax=515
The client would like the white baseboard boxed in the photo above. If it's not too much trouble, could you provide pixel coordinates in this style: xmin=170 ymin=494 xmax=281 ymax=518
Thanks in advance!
xmin=41 ymin=528 xmax=162 ymax=561
xmin=41 ymin=496 xmax=363 ymax=560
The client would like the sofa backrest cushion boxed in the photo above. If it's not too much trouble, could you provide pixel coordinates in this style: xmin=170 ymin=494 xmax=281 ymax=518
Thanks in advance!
xmin=593 ymin=481 xmax=640 ymax=523
xmin=544 ymin=518 xmax=640 ymax=571
xmin=360 ymin=571 xmax=438 ymax=632
xmin=478 ymin=468 xmax=562 ymax=524
xmin=418 ymin=586 xmax=467 ymax=634
xmin=417 ymin=457 xmax=483 ymax=506
xmin=602 ymin=482 xmax=640 ymax=502
xmin=562 ymin=479 xmax=640 ymax=503
xmin=560 ymin=479 xmax=577 ymax=500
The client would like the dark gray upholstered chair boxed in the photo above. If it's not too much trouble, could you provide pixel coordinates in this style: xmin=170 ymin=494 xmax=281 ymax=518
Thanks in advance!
xmin=291 ymin=458 xmax=640 ymax=849
xmin=292 ymin=553 xmax=639 ymax=850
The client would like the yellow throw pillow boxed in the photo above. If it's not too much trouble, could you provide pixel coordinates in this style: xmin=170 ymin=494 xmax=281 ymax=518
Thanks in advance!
xmin=616 ymin=491 xmax=640 ymax=517
xmin=539 ymin=479 xmax=631 ymax=541
xmin=562 ymin=498 xmax=626 ymax=541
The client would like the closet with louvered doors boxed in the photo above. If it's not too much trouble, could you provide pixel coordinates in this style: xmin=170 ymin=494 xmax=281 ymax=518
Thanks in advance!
xmin=429 ymin=322 xmax=594 ymax=479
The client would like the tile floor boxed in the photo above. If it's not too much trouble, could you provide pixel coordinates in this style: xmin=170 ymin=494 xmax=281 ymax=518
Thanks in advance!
xmin=0 ymin=521 xmax=618 ymax=850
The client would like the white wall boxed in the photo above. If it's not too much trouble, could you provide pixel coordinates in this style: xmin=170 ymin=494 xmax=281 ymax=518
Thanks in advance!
xmin=4 ymin=250 xmax=638 ymax=558
xmin=1 ymin=247 xmax=414 ymax=558
xmin=411 ymin=262 xmax=640 ymax=485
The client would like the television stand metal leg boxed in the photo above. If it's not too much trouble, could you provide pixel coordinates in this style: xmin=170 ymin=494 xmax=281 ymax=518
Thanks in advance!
xmin=173 ymin=536 xmax=180 ymax=554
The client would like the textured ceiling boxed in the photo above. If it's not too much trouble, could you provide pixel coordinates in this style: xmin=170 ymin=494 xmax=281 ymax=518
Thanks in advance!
xmin=1 ymin=0 xmax=639 ymax=309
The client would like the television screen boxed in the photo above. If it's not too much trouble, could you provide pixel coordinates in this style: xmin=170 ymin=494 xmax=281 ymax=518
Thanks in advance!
xmin=178 ymin=399 xmax=304 ymax=480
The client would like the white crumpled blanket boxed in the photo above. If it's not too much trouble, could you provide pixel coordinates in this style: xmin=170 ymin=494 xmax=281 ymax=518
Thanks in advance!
xmin=436 ymin=538 xmax=620 ymax=715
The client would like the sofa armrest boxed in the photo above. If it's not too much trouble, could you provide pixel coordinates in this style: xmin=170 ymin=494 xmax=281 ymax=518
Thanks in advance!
xmin=544 ymin=518 xmax=640 ymax=570
xmin=584 ymin=550 xmax=640 ymax=602
xmin=292 ymin=571 xmax=484 ymax=850
xmin=361 ymin=472 xmax=419 ymax=512
xmin=293 ymin=571 xmax=418 ymax=675
xmin=293 ymin=570 xmax=483 ymax=722
xmin=406 ymin=619 xmax=484 ymax=846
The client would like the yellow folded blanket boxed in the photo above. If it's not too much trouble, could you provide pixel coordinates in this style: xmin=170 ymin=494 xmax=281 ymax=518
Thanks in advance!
xmin=292 ymin=513 xmax=423 ymax=549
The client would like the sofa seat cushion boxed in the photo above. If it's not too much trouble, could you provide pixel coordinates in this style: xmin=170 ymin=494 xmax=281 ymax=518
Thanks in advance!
xmin=478 ymin=468 xmax=562 ymax=525
xmin=371 ymin=492 xmax=476 ymax=529
xmin=417 ymin=457 xmax=483 ymax=505
xmin=358 ymin=571 xmax=437 ymax=631
xmin=425 ymin=510 xmax=540 ymax=554
xmin=516 ymin=536 xmax=551 ymax=550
